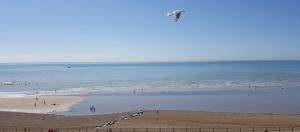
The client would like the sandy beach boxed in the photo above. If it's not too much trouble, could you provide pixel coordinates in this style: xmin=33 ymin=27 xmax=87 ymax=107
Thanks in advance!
xmin=0 ymin=96 xmax=85 ymax=114
xmin=1 ymin=110 xmax=300 ymax=128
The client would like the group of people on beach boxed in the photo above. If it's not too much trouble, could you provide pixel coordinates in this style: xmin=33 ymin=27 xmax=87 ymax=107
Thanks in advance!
xmin=90 ymin=105 xmax=96 ymax=113
xmin=33 ymin=96 xmax=47 ymax=108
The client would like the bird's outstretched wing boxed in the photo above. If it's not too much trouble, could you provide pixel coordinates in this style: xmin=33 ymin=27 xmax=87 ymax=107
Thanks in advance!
xmin=176 ymin=12 xmax=181 ymax=19
xmin=173 ymin=12 xmax=181 ymax=22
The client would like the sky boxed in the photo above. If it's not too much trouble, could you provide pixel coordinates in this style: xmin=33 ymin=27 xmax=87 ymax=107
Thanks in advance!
xmin=0 ymin=0 xmax=300 ymax=63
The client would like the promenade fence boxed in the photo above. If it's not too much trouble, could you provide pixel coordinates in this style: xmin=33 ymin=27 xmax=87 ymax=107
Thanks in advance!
xmin=1 ymin=128 xmax=300 ymax=132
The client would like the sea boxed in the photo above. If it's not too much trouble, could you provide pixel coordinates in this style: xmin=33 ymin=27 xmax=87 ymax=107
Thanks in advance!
xmin=1 ymin=61 xmax=300 ymax=115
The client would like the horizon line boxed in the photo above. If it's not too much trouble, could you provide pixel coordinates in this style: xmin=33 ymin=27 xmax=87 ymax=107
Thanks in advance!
xmin=0 ymin=59 xmax=300 ymax=64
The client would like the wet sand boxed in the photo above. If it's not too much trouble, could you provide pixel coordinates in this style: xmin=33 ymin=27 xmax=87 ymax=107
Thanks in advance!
xmin=1 ymin=110 xmax=300 ymax=128
xmin=0 ymin=96 xmax=85 ymax=114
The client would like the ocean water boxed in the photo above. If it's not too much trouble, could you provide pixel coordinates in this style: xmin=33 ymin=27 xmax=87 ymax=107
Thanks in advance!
xmin=1 ymin=61 xmax=300 ymax=115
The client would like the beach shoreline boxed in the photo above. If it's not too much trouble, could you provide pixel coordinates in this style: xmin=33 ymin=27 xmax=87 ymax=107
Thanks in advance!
xmin=0 ymin=95 xmax=85 ymax=114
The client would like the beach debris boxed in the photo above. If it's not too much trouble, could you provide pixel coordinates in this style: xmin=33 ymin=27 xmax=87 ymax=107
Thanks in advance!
xmin=95 ymin=122 xmax=107 ymax=128
xmin=46 ymin=110 xmax=57 ymax=114
xmin=96 ymin=120 xmax=116 ymax=128
xmin=107 ymin=120 xmax=116 ymax=125
xmin=167 ymin=9 xmax=185 ymax=22
xmin=130 ymin=110 xmax=144 ymax=117
xmin=121 ymin=114 xmax=129 ymax=120
xmin=95 ymin=110 xmax=145 ymax=129
xmin=51 ymin=103 xmax=59 ymax=106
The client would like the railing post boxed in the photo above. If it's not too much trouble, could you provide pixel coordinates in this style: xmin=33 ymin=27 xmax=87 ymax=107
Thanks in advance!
xmin=292 ymin=128 xmax=294 ymax=132
xmin=199 ymin=128 xmax=201 ymax=132
xmin=252 ymin=128 xmax=255 ymax=132
xmin=240 ymin=128 xmax=242 ymax=132
xmin=278 ymin=127 xmax=280 ymax=132
xmin=213 ymin=128 xmax=214 ymax=132
xmin=86 ymin=128 xmax=88 ymax=132
xmin=186 ymin=128 xmax=188 ymax=132
xmin=172 ymin=128 xmax=174 ymax=132
xmin=15 ymin=128 xmax=17 ymax=132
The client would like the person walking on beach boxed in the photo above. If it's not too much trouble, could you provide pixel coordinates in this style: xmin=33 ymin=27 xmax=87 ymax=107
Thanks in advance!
xmin=90 ymin=105 xmax=96 ymax=113
xmin=35 ymin=96 xmax=38 ymax=101
xmin=43 ymin=100 xmax=46 ymax=105
xmin=34 ymin=102 xmax=37 ymax=108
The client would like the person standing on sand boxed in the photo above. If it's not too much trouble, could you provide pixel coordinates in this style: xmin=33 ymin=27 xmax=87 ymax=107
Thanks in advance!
xmin=90 ymin=105 xmax=96 ymax=113
xmin=43 ymin=100 xmax=46 ymax=105
xmin=93 ymin=106 xmax=96 ymax=113
xmin=34 ymin=103 xmax=37 ymax=108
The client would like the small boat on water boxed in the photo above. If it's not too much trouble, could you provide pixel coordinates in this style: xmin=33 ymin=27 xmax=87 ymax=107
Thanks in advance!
xmin=2 ymin=81 xmax=15 ymax=85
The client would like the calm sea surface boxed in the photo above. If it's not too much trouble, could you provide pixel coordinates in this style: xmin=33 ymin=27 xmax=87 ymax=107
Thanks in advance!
xmin=1 ymin=61 xmax=300 ymax=115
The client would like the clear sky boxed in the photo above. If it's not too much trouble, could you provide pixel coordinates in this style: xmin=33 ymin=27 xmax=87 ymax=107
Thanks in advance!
xmin=0 ymin=0 xmax=300 ymax=63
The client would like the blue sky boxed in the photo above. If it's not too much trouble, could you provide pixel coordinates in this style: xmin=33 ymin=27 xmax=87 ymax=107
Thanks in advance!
xmin=0 ymin=0 xmax=300 ymax=63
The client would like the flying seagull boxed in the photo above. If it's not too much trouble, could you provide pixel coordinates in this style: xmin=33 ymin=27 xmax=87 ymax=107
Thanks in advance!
xmin=167 ymin=10 xmax=185 ymax=22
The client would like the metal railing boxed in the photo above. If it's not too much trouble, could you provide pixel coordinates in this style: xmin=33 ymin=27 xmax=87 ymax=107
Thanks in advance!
xmin=0 ymin=128 xmax=300 ymax=132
